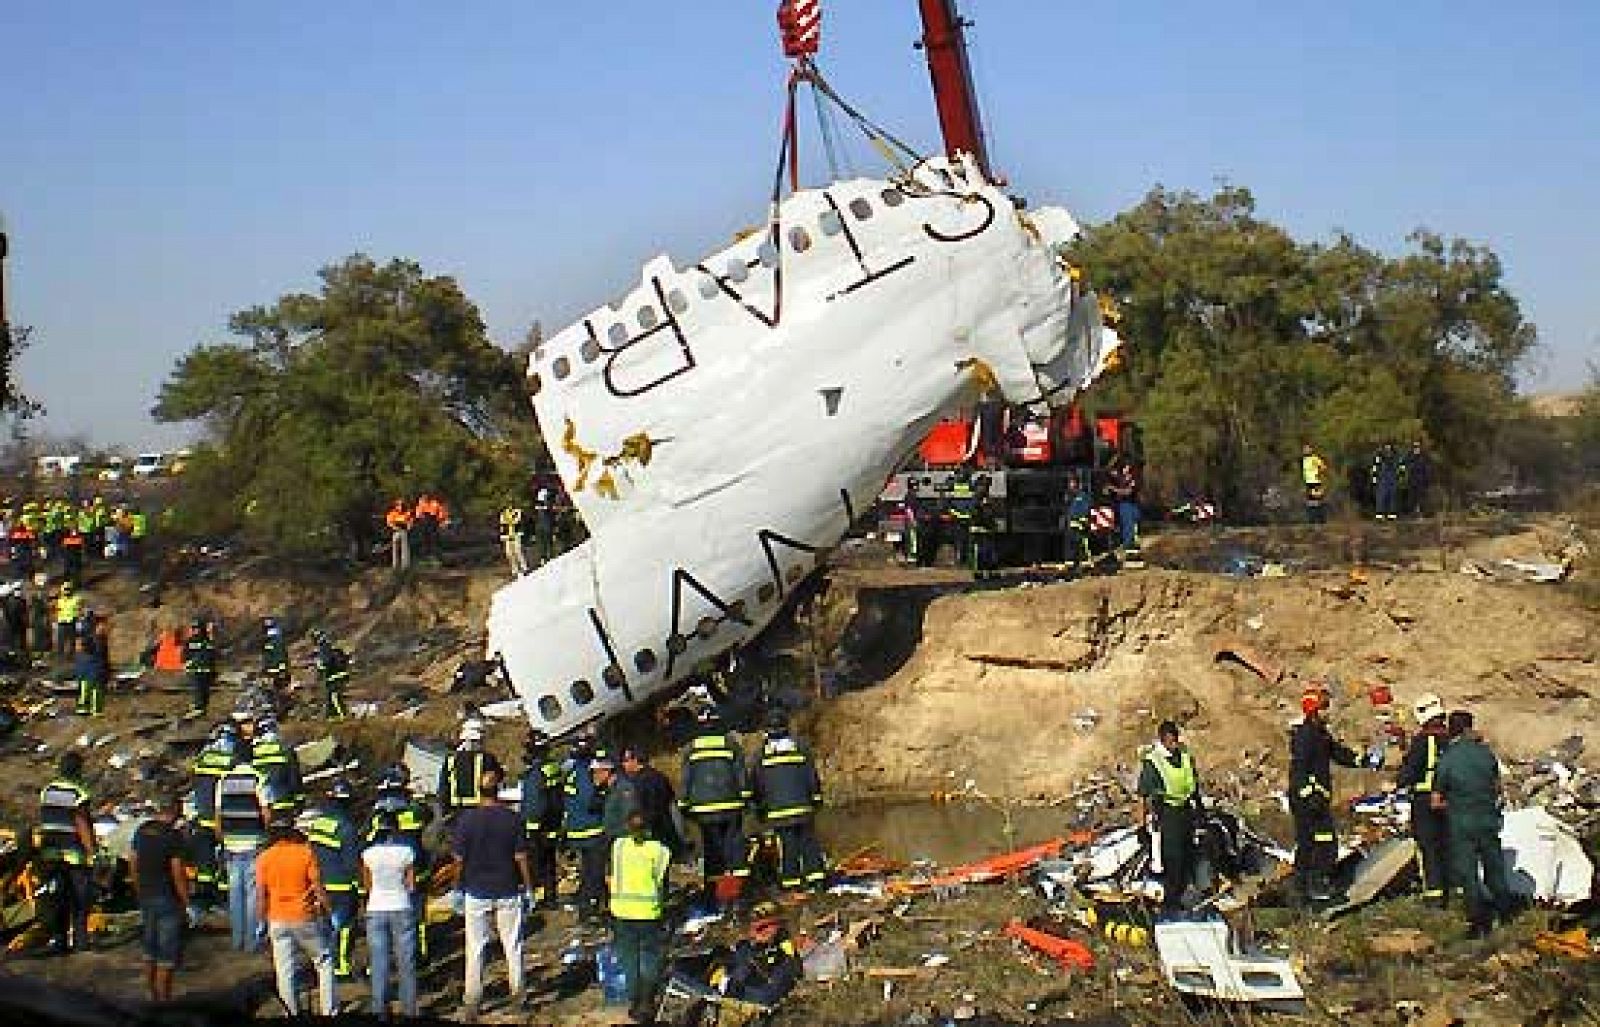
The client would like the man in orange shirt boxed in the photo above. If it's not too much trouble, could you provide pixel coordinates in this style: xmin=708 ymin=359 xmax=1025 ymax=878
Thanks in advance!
xmin=256 ymin=816 xmax=338 ymax=1016
xmin=384 ymin=500 xmax=412 ymax=571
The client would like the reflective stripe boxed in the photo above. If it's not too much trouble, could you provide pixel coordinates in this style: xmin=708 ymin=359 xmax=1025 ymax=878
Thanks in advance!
xmin=609 ymin=837 xmax=670 ymax=920
xmin=687 ymin=800 xmax=745 ymax=815
xmin=1414 ymin=735 xmax=1439 ymax=794
xmin=566 ymin=825 xmax=604 ymax=840
xmin=1144 ymin=750 xmax=1197 ymax=806
xmin=38 ymin=779 xmax=89 ymax=861
xmin=688 ymin=749 xmax=734 ymax=761
xmin=1312 ymin=832 xmax=1335 ymax=842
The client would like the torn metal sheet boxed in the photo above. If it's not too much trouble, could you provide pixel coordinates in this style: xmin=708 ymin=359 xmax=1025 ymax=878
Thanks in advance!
xmin=1213 ymin=643 xmax=1285 ymax=685
xmin=404 ymin=738 xmax=450 ymax=799
xmin=294 ymin=736 xmax=339 ymax=774
xmin=1155 ymin=918 xmax=1304 ymax=1004
xmin=1502 ymin=806 xmax=1593 ymax=906
xmin=1321 ymin=837 xmax=1417 ymax=919
xmin=487 ymin=155 xmax=1121 ymax=737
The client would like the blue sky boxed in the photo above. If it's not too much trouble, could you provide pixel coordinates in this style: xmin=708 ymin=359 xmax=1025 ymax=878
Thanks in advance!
xmin=4 ymin=0 xmax=1596 ymax=449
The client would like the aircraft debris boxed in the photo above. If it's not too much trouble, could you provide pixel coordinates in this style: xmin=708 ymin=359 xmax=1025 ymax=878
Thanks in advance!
xmin=1154 ymin=917 xmax=1303 ymax=1004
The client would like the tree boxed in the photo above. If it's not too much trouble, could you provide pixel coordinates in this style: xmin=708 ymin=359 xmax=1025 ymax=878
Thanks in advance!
xmin=1068 ymin=186 xmax=1536 ymax=515
xmin=154 ymin=255 xmax=539 ymax=557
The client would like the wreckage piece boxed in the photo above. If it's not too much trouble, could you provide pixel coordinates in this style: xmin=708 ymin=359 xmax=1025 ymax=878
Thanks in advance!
xmin=1154 ymin=918 xmax=1304 ymax=1005
xmin=1212 ymin=642 xmax=1284 ymax=685
xmin=1501 ymin=806 xmax=1593 ymax=906
xmin=889 ymin=837 xmax=1066 ymax=895
xmin=1004 ymin=920 xmax=1095 ymax=971
xmin=1319 ymin=836 xmax=1417 ymax=919
xmin=488 ymin=155 xmax=1121 ymax=736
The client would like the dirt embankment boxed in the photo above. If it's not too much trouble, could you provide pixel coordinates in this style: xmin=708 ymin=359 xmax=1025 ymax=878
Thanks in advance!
xmin=810 ymin=528 xmax=1597 ymax=803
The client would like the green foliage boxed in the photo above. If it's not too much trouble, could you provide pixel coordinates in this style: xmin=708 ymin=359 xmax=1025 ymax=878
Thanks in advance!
xmin=1069 ymin=186 xmax=1536 ymax=514
xmin=154 ymin=255 xmax=539 ymax=556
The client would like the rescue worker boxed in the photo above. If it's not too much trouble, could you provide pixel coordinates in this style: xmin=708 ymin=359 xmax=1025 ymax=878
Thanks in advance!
xmin=312 ymin=631 xmax=351 ymax=721
xmin=188 ymin=724 xmax=237 ymax=923
xmin=1137 ymin=720 xmax=1201 ymax=913
xmin=531 ymin=487 xmax=558 ymax=565
xmin=946 ymin=471 xmax=976 ymax=568
xmin=307 ymin=778 xmax=363 ymax=979
xmin=1400 ymin=441 xmax=1431 ymax=517
xmin=367 ymin=764 xmax=433 ymax=962
xmin=569 ymin=750 xmax=613 ymax=923
xmin=29 ymin=587 xmax=51 ymax=658
xmin=251 ymin=717 xmax=304 ymax=817
xmin=184 ymin=619 xmax=218 ymax=717
xmin=216 ymin=748 xmax=272 ymax=951
xmin=967 ymin=475 xmax=1000 ymax=579
xmin=1301 ymin=444 xmax=1330 ymax=524
xmin=715 ymin=901 xmax=804 ymax=1008
xmin=1395 ymin=692 xmax=1451 ymax=907
xmin=679 ymin=711 xmax=750 ymax=910
xmin=412 ymin=494 xmax=448 ymax=561
xmin=1435 ymin=710 xmax=1514 ymax=938
xmin=750 ymin=710 xmax=827 ymax=892
xmin=1288 ymin=684 xmax=1371 ymax=904
xmin=1371 ymin=442 xmax=1401 ymax=520
xmin=60 ymin=525 xmax=86 ymax=587
xmin=261 ymin=617 xmax=290 ymax=699
xmin=37 ymin=752 xmax=98 ymax=953
xmin=73 ymin=628 xmax=108 ymax=717
xmin=384 ymin=499 xmax=412 ymax=571
xmin=1061 ymin=471 xmax=1093 ymax=571
xmin=1105 ymin=453 xmax=1143 ymax=567
xmin=498 ymin=504 xmax=529 ymax=577
xmin=519 ymin=732 xmax=564 ymax=907
xmin=907 ymin=479 xmax=937 ymax=568
xmin=607 ymin=809 xmax=671 ymax=1023
xmin=437 ymin=719 xmax=495 ymax=818
xmin=125 ymin=505 xmax=148 ymax=567
xmin=54 ymin=581 xmax=82 ymax=657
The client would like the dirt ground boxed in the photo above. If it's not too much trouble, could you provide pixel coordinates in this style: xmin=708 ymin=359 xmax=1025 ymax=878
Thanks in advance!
xmin=0 ymin=510 xmax=1594 ymax=1025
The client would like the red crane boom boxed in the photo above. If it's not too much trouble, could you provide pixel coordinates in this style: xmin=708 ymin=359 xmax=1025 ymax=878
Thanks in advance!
xmin=915 ymin=0 xmax=992 ymax=181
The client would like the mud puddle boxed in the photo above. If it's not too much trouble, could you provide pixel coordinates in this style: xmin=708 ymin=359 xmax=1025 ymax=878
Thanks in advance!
xmin=816 ymin=799 xmax=1067 ymax=866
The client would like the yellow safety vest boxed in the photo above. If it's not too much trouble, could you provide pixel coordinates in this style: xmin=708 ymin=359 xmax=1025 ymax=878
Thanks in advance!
xmin=1302 ymin=455 xmax=1327 ymax=487
xmin=1145 ymin=749 xmax=1197 ymax=807
xmin=608 ymin=836 xmax=670 ymax=921
xmin=56 ymin=594 xmax=82 ymax=625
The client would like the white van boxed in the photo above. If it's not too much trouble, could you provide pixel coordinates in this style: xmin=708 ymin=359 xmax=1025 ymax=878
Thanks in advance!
xmin=131 ymin=453 xmax=170 ymax=477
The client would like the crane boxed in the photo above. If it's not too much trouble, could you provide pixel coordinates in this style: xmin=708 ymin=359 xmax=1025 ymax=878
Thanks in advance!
xmin=915 ymin=0 xmax=993 ymax=181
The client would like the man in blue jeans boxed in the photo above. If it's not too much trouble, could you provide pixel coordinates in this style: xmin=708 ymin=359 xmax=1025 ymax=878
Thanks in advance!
xmin=216 ymin=755 xmax=271 ymax=951
xmin=362 ymin=811 xmax=419 ymax=1017
xmin=131 ymin=794 xmax=190 ymax=1001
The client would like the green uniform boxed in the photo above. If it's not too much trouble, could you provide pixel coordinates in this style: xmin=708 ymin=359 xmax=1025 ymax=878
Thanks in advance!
xmin=1435 ymin=731 xmax=1513 ymax=932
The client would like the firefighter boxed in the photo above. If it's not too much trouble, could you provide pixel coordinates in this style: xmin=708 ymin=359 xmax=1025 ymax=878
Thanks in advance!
xmin=54 ymin=582 xmax=82 ymax=657
xmin=312 ymin=631 xmax=351 ymax=721
xmin=367 ymin=764 xmax=434 ymax=962
xmin=520 ymin=731 xmax=564 ymax=907
xmin=946 ymin=471 xmax=976 ymax=568
xmin=188 ymin=723 xmax=237 ymax=923
xmin=437 ymin=719 xmax=495 ymax=818
xmin=906 ymin=479 xmax=937 ymax=568
xmin=565 ymin=747 xmax=611 ymax=923
xmin=73 ymin=627 xmax=109 ymax=717
xmin=307 ymin=777 xmax=363 ymax=979
xmin=1400 ymin=441 xmax=1431 ymax=517
xmin=37 ymin=751 xmax=98 ymax=953
xmin=532 ymin=487 xmax=558 ymax=566
xmin=1371 ymin=442 xmax=1401 ymax=521
xmin=967 ymin=475 xmax=1000 ymax=579
xmin=184 ymin=619 xmax=218 ymax=717
xmin=1301 ymin=444 xmax=1330 ymax=525
xmin=60 ymin=525 xmax=86 ymax=587
xmin=1106 ymin=453 xmax=1143 ymax=567
xmin=1061 ymin=471 xmax=1092 ymax=571
xmin=251 ymin=716 xmax=304 ymax=817
xmin=1395 ymin=692 xmax=1450 ymax=906
xmin=261 ymin=617 xmax=289 ymax=700
xmin=750 ymin=709 xmax=827 ymax=893
xmin=679 ymin=710 xmax=750 ymax=910
xmin=1289 ymin=684 xmax=1371 ymax=904
xmin=498 ymin=504 xmax=529 ymax=577
xmin=1137 ymin=720 xmax=1200 ymax=913
xmin=216 ymin=748 xmax=271 ymax=951
xmin=712 ymin=901 xmax=804 ymax=1008
xmin=1435 ymin=710 xmax=1515 ymax=937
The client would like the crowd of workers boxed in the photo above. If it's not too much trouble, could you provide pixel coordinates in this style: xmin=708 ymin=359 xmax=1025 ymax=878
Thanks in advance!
xmin=1 ymin=496 xmax=151 ymax=581
xmin=497 ymin=484 xmax=577 ymax=578
xmin=382 ymin=493 xmax=452 ymax=571
xmin=1143 ymin=686 xmax=1516 ymax=938
xmin=32 ymin=682 xmax=819 ymax=1023
xmin=1301 ymin=441 xmax=1433 ymax=524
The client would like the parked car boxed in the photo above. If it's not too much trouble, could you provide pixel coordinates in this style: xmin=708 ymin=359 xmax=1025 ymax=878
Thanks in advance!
xmin=131 ymin=452 xmax=170 ymax=477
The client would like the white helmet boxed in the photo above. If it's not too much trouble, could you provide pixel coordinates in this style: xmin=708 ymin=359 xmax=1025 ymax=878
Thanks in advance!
xmin=1412 ymin=692 xmax=1445 ymax=726
xmin=460 ymin=718 xmax=485 ymax=742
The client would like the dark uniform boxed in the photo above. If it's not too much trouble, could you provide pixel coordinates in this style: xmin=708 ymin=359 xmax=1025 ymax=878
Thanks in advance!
xmin=945 ymin=476 xmax=976 ymax=568
xmin=532 ymin=489 xmax=558 ymax=566
xmin=967 ymin=480 xmax=1000 ymax=578
xmin=313 ymin=638 xmax=351 ymax=721
xmin=437 ymin=741 xmax=494 ymax=816
xmin=680 ymin=722 xmax=750 ymax=907
xmin=1288 ymin=713 xmax=1363 ymax=901
xmin=1062 ymin=477 xmax=1092 ymax=569
xmin=216 ymin=760 xmax=270 ymax=951
xmin=189 ymin=729 xmax=237 ymax=917
xmin=307 ymin=792 xmax=362 ymax=977
xmin=562 ymin=750 xmax=609 ymax=920
xmin=37 ymin=773 xmax=95 ymax=952
xmin=1371 ymin=443 xmax=1401 ymax=520
xmin=1436 ymin=727 xmax=1514 ymax=935
xmin=251 ymin=726 xmax=303 ymax=817
xmin=1395 ymin=721 xmax=1451 ymax=905
xmin=367 ymin=769 xmax=433 ymax=961
xmin=719 ymin=927 xmax=803 ymax=1007
xmin=520 ymin=741 xmax=565 ymax=906
xmin=261 ymin=620 xmax=289 ymax=698
xmin=906 ymin=483 xmax=936 ymax=567
xmin=750 ymin=727 xmax=826 ymax=891
xmin=184 ymin=624 xmax=217 ymax=716
xmin=1138 ymin=742 xmax=1200 ymax=912
xmin=74 ymin=632 xmax=109 ymax=717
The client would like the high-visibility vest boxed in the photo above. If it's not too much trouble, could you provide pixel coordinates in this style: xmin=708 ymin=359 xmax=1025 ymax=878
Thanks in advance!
xmin=563 ymin=759 xmax=605 ymax=843
xmin=753 ymin=739 xmax=821 ymax=823
xmin=1144 ymin=749 xmax=1197 ymax=807
xmin=192 ymin=747 xmax=234 ymax=821
xmin=217 ymin=765 xmax=268 ymax=852
xmin=499 ymin=508 xmax=523 ymax=540
xmin=1413 ymin=734 xmax=1441 ymax=795
xmin=307 ymin=810 xmax=359 ymax=890
xmin=681 ymin=734 xmax=747 ymax=817
xmin=38 ymin=779 xmax=90 ymax=864
xmin=444 ymin=750 xmax=487 ymax=809
xmin=385 ymin=506 xmax=412 ymax=530
xmin=252 ymin=738 xmax=300 ymax=812
xmin=55 ymin=593 xmax=82 ymax=625
xmin=1302 ymin=454 xmax=1326 ymax=487
xmin=184 ymin=636 xmax=216 ymax=675
xmin=128 ymin=513 xmax=148 ymax=539
xmin=608 ymin=836 xmax=670 ymax=921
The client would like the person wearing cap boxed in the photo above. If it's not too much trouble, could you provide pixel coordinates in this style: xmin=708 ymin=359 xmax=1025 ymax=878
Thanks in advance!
xmin=520 ymin=733 xmax=565 ymax=908
xmin=36 ymin=751 xmax=98 ymax=953
xmin=307 ymin=778 xmax=363 ymax=979
xmin=452 ymin=761 xmax=534 ymax=1019
xmin=1137 ymin=720 xmax=1201 ymax=913
xmin=680 ymin=711 xmax=751 ymax=911
xmin=750 ymin=711 xmax=827 ymax=893
xmin=1435 ymin=710 xmax=1514 ymax=938
xmin=183 ymin=620 xmax=217 ymax=717
xmin=256 ymin=815 xmax=338 ymax=1016
xmin=438 ymin=718 xmax=496 ymax=817
xmin=1288 ymin=683 xmax=1369 ymax=904
xmin=622 ymin=746 xmax=683 ymax=861
xmin=715 ymin=901 xmax=803 ymax=1008
xmin=1395 ymin=692 xmax=1451 ymax=906
xmin=608 ymin=809 xmax=671 ymax=1023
